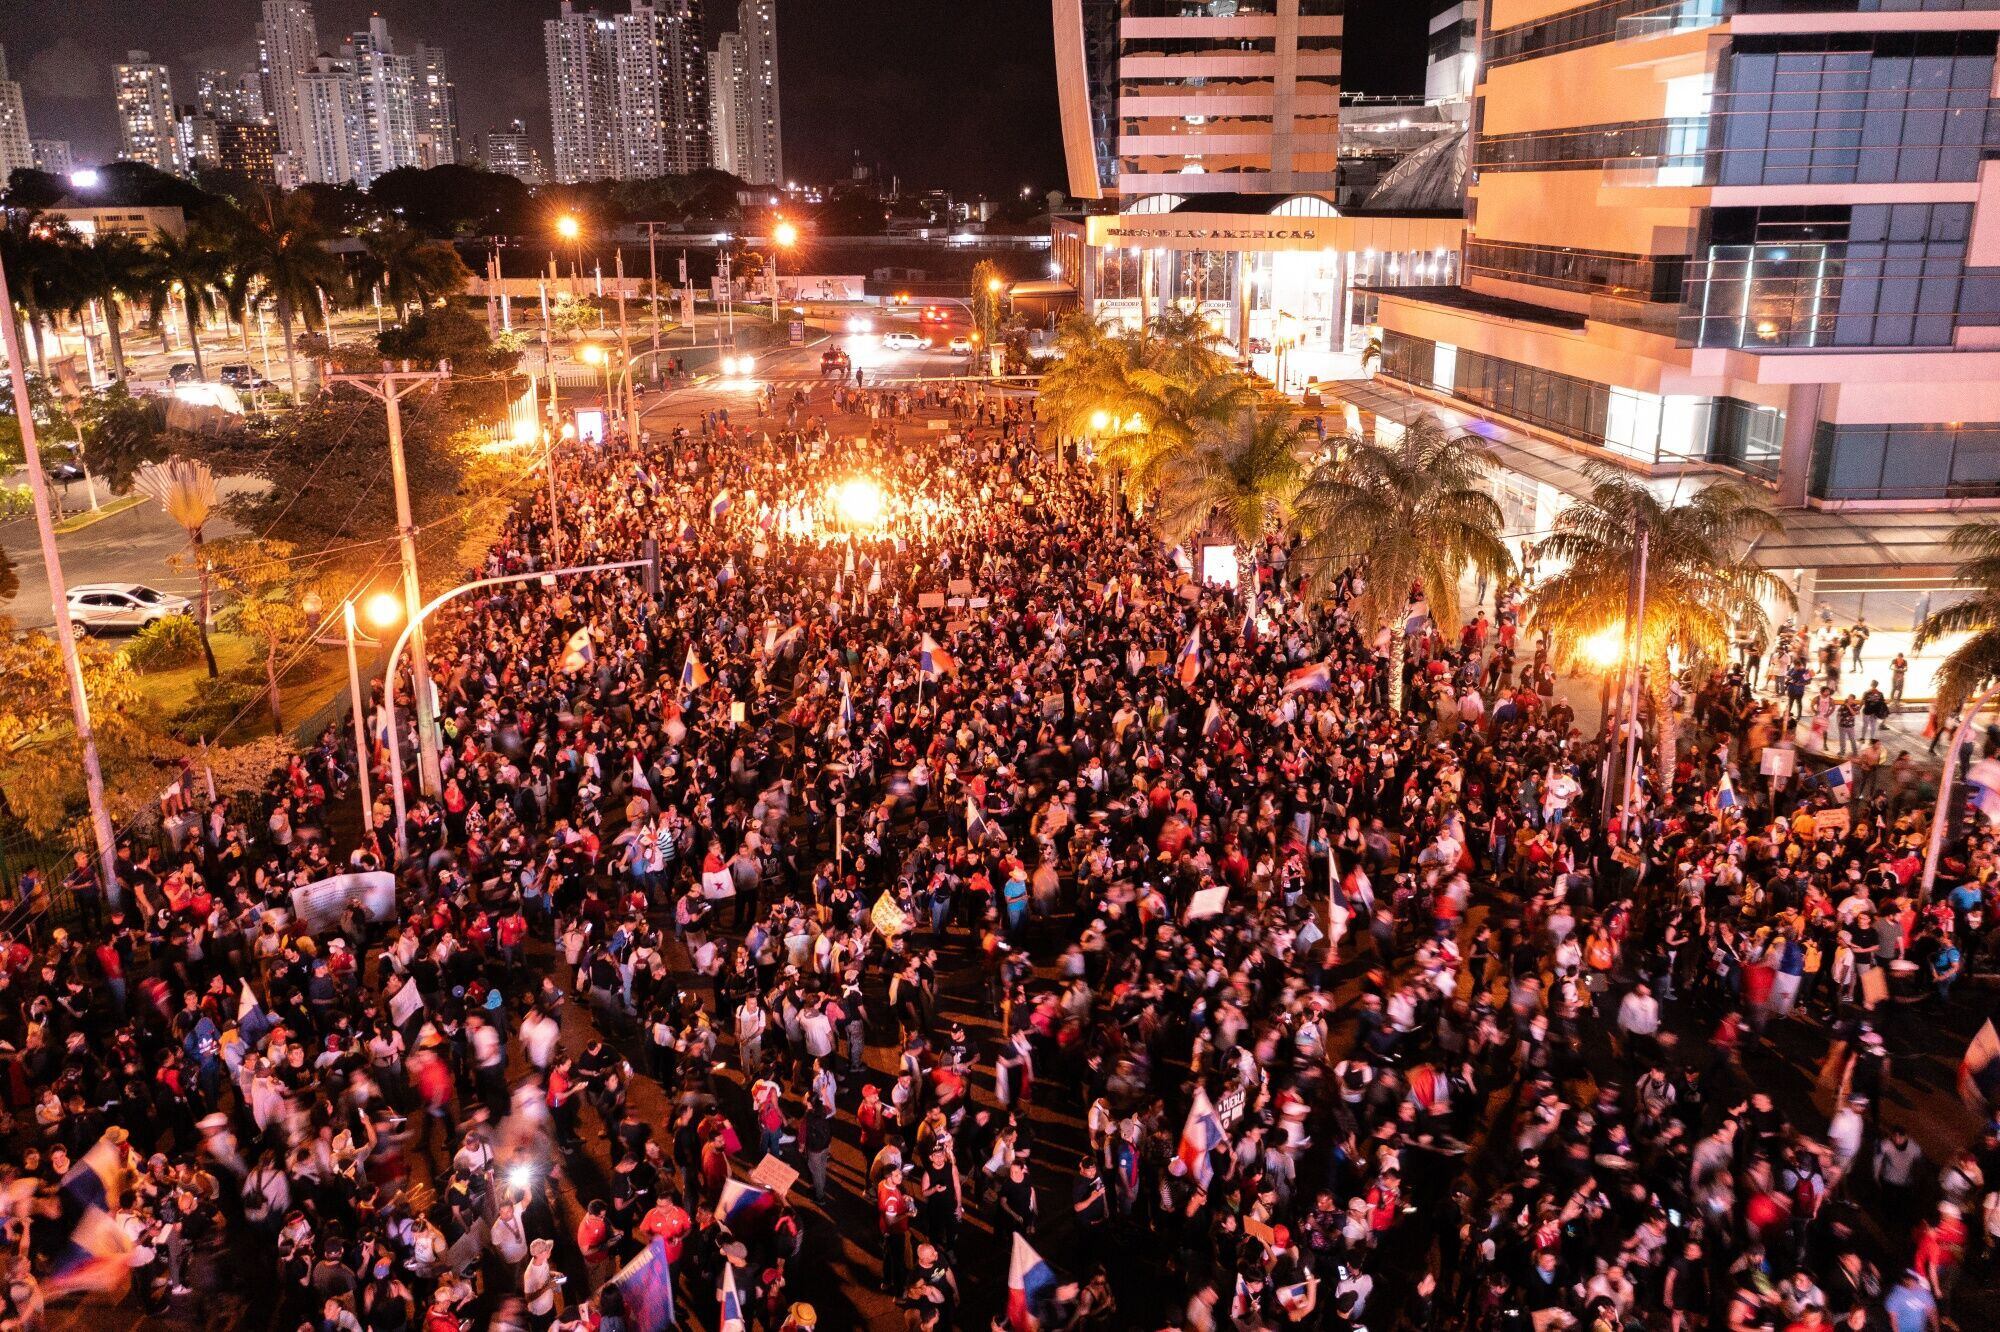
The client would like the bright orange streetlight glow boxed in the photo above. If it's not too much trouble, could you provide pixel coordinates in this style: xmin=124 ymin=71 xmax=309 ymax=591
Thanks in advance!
xmin=578 ymin=342 xmax=606 ymax=365
xmin=772 ymin=220 xmax=799 ymax=248
xmin=986 ymin=277 xmax=1004 ymax=294
xmin=364 ymin=592 xmax=404 ymax=630
xmin=555 ymin=215 xmax=581 ymax=241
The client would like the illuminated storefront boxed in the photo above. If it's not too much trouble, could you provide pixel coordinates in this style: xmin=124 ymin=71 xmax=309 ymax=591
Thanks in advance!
xmin=1055 ymin=194 xmax=1463 ymax=388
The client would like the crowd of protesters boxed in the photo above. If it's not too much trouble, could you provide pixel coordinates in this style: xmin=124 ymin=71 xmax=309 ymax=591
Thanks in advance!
xmin=2 ymin=367 xmax=2000 ymax=1332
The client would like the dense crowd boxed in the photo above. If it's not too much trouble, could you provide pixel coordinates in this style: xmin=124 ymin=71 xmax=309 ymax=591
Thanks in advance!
xmin=1 ymin=368 xmax=1998 ymax=1332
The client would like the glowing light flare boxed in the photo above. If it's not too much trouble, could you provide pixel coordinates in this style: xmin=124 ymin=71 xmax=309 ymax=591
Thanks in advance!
xmin=555 ymin=214 xmax=581 ymax=241
xmin=364 ymin=592 xmax=404 ymax=630
xmin=1580 ymin=625 xmax=1626 ymax=671
xmin=833 ymin=477 xmax=886 ymax=528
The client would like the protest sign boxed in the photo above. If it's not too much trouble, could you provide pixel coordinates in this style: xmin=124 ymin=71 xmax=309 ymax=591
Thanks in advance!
xmin=290 ymin=871 xmax=396 ymax=934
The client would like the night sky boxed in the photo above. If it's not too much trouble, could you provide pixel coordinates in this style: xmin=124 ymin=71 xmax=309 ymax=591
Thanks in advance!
xmin=1 ymin=0 xmax=1427 ymax=195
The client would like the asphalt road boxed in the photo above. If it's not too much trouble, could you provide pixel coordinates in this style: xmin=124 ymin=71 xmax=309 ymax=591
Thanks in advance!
xmin=0 ymin=476 xmax=261 ymax=631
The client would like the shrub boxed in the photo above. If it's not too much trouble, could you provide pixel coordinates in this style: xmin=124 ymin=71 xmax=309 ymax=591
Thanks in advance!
xmin=0 ymin=485 xmax=30 ymax=519
xmin=125 ymin=614 xmax=206 ymax=672
xmin=170 ymin=676 xmax=262 ymax=739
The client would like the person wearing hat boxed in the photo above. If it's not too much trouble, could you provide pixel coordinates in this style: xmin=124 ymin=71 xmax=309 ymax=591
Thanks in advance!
xmin=778 ymin=1303 xmax=817 ymax=1332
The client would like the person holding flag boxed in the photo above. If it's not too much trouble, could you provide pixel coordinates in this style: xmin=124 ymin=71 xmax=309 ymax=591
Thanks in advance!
xmin=1176 ymin=625 xmax=1203 ymax=687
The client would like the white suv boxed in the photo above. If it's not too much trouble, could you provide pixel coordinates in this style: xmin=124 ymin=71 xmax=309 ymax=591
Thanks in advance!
xmin=66 ymin=583 xmax=192 ymax=634
xmin=882 ymin=331 xmax=930 ymax=351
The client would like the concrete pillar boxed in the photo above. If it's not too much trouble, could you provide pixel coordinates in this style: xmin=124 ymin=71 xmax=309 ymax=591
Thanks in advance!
xmin=1776 ymin=381 xmax=1822 ymax=508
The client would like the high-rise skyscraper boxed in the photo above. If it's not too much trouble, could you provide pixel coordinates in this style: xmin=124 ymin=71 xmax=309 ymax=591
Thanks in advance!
xmin=733 ymin=0 xmax=780 ymax=186
xmin=116 ymin=52 xmax=182 ymax=174
xmin=611 ymin=2 xmax=671 ymax=179
xmin=545 ymin=0 xmax=710 ymax=184
xmin=260 ymin=0 xmax=320 ymax=164
xmin=411 ymin=43 xmax=459 ymax=167
xmin=215 ymin=121 xmax=280 ymax=185
xmin=195 ymin=67 xmax=268 ymax=126
xmin=660 ymin=0 xmax=709 ymax=175
xmin=545 ymin=2 xmax=619 ymax=183
xmin=178 ymin=109 xmax=222 ymax=174
xmin=295 ymin=54 xmax=365 ymax=187
xmin=0 ymin=46 xmax=33 ymax=183
xmin=346 ymin=17 xmax=419 ymax=184
xmin=482 ymin=120 xmax=544 ymax=186
xmin=31 ymin=140 xmax=72 ymax=177
xmin=706 ymin=36 xmax=742 ymax=177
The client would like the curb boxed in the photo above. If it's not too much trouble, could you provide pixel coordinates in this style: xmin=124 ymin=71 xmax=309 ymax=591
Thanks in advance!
xmin=52 ymin=494 xmax=145 ymax=534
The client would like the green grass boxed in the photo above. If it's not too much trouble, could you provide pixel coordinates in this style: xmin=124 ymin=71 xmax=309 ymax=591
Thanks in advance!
xmin=51 ymin=494 xmax=144 ymax=534
xmin=130 ymin=631 xmax=258 ymax=716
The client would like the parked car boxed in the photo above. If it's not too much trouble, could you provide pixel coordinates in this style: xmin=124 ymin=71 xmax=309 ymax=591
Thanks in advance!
xmin=219 ymin=364 xmax=269 ymax=389
xmin=66 ymin=583 xmax=192 ymax=635
xmin=166 ymin=363 xmax=199 ymax=384
xmin=882 ymin=331 xmax=929 ymax=351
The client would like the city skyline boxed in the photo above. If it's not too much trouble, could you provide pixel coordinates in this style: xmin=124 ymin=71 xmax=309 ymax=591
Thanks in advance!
xmin=0 ymin=2 xmax=1428 ymax=194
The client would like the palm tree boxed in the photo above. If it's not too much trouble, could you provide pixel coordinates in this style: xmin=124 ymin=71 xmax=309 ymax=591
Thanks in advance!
xmin=1294 ymin=416 xmax=1514 ymax=711
xmin=1528 ymin=463 xmax=1789 ymax=776
xmin=61 ymin=233 xmax=150 ymax=385
xmin=1150 ymin=408 xmax=1306 ymax=554
xmin=133 ymin=457 xmax=220 ymax=678
xmin=1913 ymin=522 xmax=2000 ymax=715
xmin=1038 ymin=311 xmax=1256 ymax=505
xmin=0 ymin=212 xmax=61 ymax=377
xmin=141 ymin=227 xmax=226 ymax=382
xmin=233 ymin=189 xmax=345 ymax=398
xmin=356 ymin=223 xmax=474 ymax=321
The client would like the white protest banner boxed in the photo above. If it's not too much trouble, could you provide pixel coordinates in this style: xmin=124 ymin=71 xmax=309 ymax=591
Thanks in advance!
xmin=1185 ymin=885 xmax=1229 ymax=921
xmin=389 ymin=978 xmax=425 ymax=1027
xmin=290 ymin=871 xmax=397 ymax=934
xmin=1760 ymin=747 xmax=1795 ymax=778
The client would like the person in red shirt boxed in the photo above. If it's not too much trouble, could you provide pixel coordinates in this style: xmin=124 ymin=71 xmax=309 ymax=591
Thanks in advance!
xmin=576 ymin=1198 xmax=616 ymax=1289
xmin=636 ymin=1196 xmax=691 ymax=1263
xmin=877 ymin=1169 xmax=912 ymax=1293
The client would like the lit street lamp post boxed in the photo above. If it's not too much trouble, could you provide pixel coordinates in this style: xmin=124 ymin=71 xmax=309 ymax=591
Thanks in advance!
xmin=341 ymin=593 xmax=401 ymax=835
xmin=383 ymin=559 xmax=650 ymax=856
xmin=770 ymin=220 xmax=798 ymax=325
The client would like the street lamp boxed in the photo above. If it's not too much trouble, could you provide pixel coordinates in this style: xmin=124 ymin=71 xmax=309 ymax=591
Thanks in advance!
xmin=555 ymin=214 xmax=583 ymax=298
xmin=342 ymin=593 xmax=400 ymax=838
xmin=770 ymin=219 xmax=798 ymax=324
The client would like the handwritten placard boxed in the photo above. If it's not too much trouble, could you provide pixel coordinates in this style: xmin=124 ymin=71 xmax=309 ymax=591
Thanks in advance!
xmin=918 ymin=592 xmax=946 ymax=610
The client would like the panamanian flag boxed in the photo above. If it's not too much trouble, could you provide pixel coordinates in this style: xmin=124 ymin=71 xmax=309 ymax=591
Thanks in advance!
xmin=1962 ymin=1019 xmax=2000 ymax=1112
xmin=718 ymin=1178 xmax=778 ymax=1233
xmin=1967 ymin=757 xmax=2000 ymax=825
xmin=1177 ymin=1086 xmax=1226 ymax=1187
xmin=559 ymin=625 xmax=595 ymax=674
xmin=1241 ymin=586 xmax=1259 ymax=643
xmin=840 ymin=675 xmax=856 ymax=731
xmin=1283 ymin=661 xmax=1332 ymax=695
xmin=1176 ymin=626 xmax=1203 ymax=686
xmin=918 ymin=633 xmax=955 ymax=678
xmin=719 ymin=1261 xmax=747 ymax=1332
xmin=45 ymin=1133 xmax=134 ymax=1296
xmin=1716 ymin=770 xmax=1740 ymax=811
xmin=681 ymin=649 xmax=711 ymax=693
xmin=1006 ymin=1233 xmax=1058 ymax=1331
xmin=710 ymin=490 xmax=732 ymax=521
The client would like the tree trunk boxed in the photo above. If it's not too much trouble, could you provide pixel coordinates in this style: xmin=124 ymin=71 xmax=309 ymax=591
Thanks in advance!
xmin=266 ymin=642 xmax=283 ymax=735
xmin=1386 ymin=624 xmax=1408 ymax=714
xmin=24 ymin=298 xmax=46 ymax=377
xmin=278 ymin=300 xmax=300 ymax=402
xmin=105 ymin=299 xmax=127 ymax=384
xmin=78 ymin=453 xmax=100 ymax=512
xmin=183 ymin=297 xmax=206 ymax=381
xmin=193 ymin=527 xmax=217 ymax=679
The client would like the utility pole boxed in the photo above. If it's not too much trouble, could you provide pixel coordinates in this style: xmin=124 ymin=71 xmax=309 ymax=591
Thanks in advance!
xmin=614 ymin=248 xmax=636 ymax=435
xmin=329 ymin=365 xmax=449 ymax=798
xmin=0 ymin=247 xmax=121 ymax=904
xmin=1618 ymin=523 xmax=1651 ymax=827
xmin=341 ymin=600 xmax=375 ymax=833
